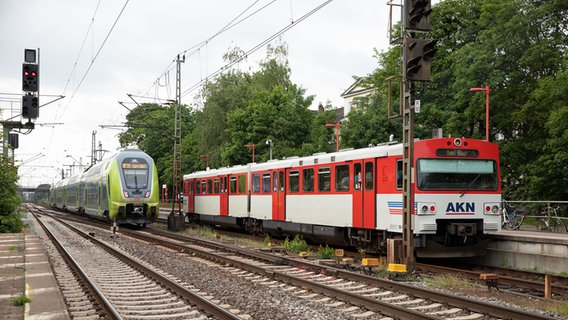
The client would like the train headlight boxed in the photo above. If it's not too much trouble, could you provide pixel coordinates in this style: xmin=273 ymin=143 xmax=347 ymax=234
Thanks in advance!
xmin=123 ymin=191 xmax=129 ymax=198
xmin=484 ymin=202 xmax=500 ymax=215
xmin=418 ymin=202 xmax=436 ymax=215
xmin=144 ymin=191 xmax=151 ymax=198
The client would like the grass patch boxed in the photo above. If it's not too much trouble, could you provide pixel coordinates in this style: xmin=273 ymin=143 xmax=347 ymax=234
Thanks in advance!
xmin=423 ymin=273 xmax=478 ymax=290
xmin=12 ymin=295 xmax=31 ymax=306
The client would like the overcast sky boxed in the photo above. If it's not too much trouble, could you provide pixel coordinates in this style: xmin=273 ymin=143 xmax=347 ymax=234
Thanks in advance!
xmin=1 ymin=0 xmax=401 ymax=187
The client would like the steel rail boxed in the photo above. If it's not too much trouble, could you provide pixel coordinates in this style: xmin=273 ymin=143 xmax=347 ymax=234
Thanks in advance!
xmin=138 ymin=227 xmax=557 ymax=320
xmin=48 ymin=215 xmax=242 ymax=320
xmin=29 ymin=208 xmax=123 ymax=320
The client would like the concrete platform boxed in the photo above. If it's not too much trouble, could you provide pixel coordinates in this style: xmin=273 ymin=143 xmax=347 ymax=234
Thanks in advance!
xmin=473 ymin=228 xmax=568 ymax=274
xmin=0 ymin=232 xmax=68 ymax=320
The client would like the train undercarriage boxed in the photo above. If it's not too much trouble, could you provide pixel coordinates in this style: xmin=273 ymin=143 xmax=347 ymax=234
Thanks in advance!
xmin=187 ymin=213 xmax=490 ymax=258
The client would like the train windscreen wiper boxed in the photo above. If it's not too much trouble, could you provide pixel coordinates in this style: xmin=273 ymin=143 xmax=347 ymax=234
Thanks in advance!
xmin=460 ymin=174 xmax=481 ymax=197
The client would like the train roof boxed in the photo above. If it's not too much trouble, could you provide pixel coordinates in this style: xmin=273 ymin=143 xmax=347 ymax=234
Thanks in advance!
xmin=184 ymin=141 xmax=403 ymax=179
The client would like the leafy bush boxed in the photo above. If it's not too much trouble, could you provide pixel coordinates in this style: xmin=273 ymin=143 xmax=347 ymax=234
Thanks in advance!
xmin=317 ymin=244 xmax=335 ymax=259
xmin=12 ymin=294 xmax=31 ymax=306
xmin=283 ymin=235 xmax=310 ymax=253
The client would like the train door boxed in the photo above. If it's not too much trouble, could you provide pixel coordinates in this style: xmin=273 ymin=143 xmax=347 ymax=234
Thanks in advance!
xmin=352 ymin=159 xmax=376 ymax=229
xmin=220 ymin=176 xmax=229 ymax=216
xmin=186 ymin=179 xmax=195 ymax=213
xmin=271 ymin=169 xmax=285 ymax=221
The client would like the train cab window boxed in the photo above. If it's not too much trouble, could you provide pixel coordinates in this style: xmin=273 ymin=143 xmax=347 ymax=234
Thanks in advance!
xmin=396 ymin=160 xmax=403 ymax=190
xmin=213 ymin=178 xmax=220 ymax=194
xmin=365 ymin=162 xmax=374 ymax=190
xmin=354 ymin=163 xmax=362 ymax=190
xmin=288 ymin=170 xmax=299 ymax=193
xmin=207 ymin=179 xmax=213 ymax=194
xmin=262 ymin=173 xmax=271 ymax=193
xmin=302 ymin=168 xmax=314 ymax=192
xmin=318 ymin=167 xmax=331 ymax=192
xmin=252 ymin=174 xmax=261 ymax=193
xmin=335 ymin=165 xmax=350 ymax=191
xmin=121 ymin=158 xmax=149 ymax=189
xmin=238 ymin=175 xmax=246 ymax=194
xmin=230 ymin=176 xmax=237 ymax=194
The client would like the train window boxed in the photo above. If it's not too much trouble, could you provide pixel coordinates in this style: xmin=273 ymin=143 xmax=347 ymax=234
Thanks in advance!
xmin=252 ymin=174 xmax=261 ymax=193
xmin=273 ymin=172 xmax=278 ymax=192
xmin=188 ymin=180 xmax=193 ymax=195
xmin=279 ymin=171 xmax=285 ymax=192
xmin=207 ymin=179 xmax=213 ymax=194
xmin=417 ymin=159 xmax=498 ymax=191
xmin=122 ymin=158 xmax=149 ymax=189
xmin=201 ymin=180 xmax=206 ymax=194
xmin=302 ymin=168 xmax=314 ymax=192
xmin=288 ymin=170 xmax=299 ymax=193
xmin=365 ymin=162 xmax=374 ymax=190
xmin=195 ymin=180 xmax=201 ymax=194
xmin=262 ymin=173 xmax=271 ymax=193
xmin=223 ymin=177 xmax=228 ymax=193
xmin=396 ymin=160 xmax=403 ymax=189
xmin=354 ymin=163 xmax=362 ymax=190
xmin=214 ymin=178 xmax=220 ymax=194
xmin=318 ymin=167 xmax=331 ymax=192
xmin=238 ymin=174 xmax=246 ymax=194
xmin=230 ymin=176 xmax=237 ymax=193
xmin=335 ymin=165 xmax=350 ymax=191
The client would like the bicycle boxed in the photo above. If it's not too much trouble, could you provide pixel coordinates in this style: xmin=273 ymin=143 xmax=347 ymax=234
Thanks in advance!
xmin=536 ymin=206 xmax=568 ymax=232
xmin=501 ymin=202 xmax=528 ymax=230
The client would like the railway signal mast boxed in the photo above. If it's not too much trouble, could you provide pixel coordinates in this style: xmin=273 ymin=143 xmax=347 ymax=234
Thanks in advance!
xmin=388 ymin=0 xmax=435 ymax=272
xmin=2 ymin=49 xmax=39 ymax=158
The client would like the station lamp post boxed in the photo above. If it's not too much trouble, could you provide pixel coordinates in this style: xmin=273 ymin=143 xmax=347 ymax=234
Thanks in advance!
xmin=244 ymin=144 xmax=255 ymax=163
xmin=469 ymin=85 xmax=491 ymax=141
xmin=199 ymin=154 xmax=209 ymax=169
xmin=325 ymin=123 xmax=340 ymax=152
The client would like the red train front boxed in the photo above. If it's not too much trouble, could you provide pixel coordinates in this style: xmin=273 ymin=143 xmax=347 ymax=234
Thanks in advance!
xmin=183 ymin=137 xmax=501 ymax=258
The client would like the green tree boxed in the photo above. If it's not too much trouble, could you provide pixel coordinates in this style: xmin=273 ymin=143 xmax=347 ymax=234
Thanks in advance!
xmin=0 ymin=154 xmax=25 ymax=233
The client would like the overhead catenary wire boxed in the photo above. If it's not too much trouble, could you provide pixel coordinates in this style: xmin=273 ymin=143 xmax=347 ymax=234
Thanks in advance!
xmin=180 ymin=0 xmax=334 ymax=98
xmin=59 ymin=0 xmax=131 ymax=118
xmin=137 ymin=0 xmax=278 ymax=101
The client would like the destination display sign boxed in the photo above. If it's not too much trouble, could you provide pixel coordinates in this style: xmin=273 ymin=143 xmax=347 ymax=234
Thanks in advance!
xmin=435 ymin=148 xmax=479 ymax=157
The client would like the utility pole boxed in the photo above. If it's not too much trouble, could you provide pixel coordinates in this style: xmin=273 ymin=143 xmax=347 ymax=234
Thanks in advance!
xmin=168 ymin=54 xmax=185 ymax=231
xmin=387 ymin=0 xmax=435 ymax=273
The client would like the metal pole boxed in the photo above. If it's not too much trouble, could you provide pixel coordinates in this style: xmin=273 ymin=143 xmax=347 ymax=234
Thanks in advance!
xmin=485 ymin=86 xmax=490 ymax=141
xmin=401 ymin=0 xmax=415 ymax=272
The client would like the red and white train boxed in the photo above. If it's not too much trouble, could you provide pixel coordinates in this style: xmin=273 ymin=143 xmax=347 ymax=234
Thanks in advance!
xmin=183 ymin=137 xmax=501 ymax=258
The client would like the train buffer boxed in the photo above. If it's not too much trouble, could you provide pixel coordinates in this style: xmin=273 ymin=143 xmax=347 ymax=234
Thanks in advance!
xmin=480 ymin=273 xmax=500 ymax=292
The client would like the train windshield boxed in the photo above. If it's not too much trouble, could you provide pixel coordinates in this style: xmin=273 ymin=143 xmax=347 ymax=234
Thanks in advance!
xmin=417 ymin=159 xmax=498 ymax=191
xmin=121 ymin=158 xmax=149 ymax=189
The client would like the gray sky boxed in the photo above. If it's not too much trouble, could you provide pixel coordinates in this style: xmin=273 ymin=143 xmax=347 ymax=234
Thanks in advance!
xmin=1 ymin=0 xmax=398 ymax=187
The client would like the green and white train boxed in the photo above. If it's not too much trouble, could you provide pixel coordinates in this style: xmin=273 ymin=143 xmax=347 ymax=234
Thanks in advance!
xmin=50 ymin=149 xmax=159 ymax=225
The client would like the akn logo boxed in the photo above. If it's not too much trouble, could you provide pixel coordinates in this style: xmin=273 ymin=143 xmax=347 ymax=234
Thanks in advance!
xmin=446 ymin=202 xmax=475 ymax=215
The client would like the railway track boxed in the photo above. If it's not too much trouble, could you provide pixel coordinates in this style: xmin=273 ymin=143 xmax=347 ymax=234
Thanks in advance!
xmin=28 ymin=206 xmax=243 ymax=320
xmin=36 ymin=205 xmax=562 ymax=319
xmin=123 ymin=225 xmax=557 ymax=319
